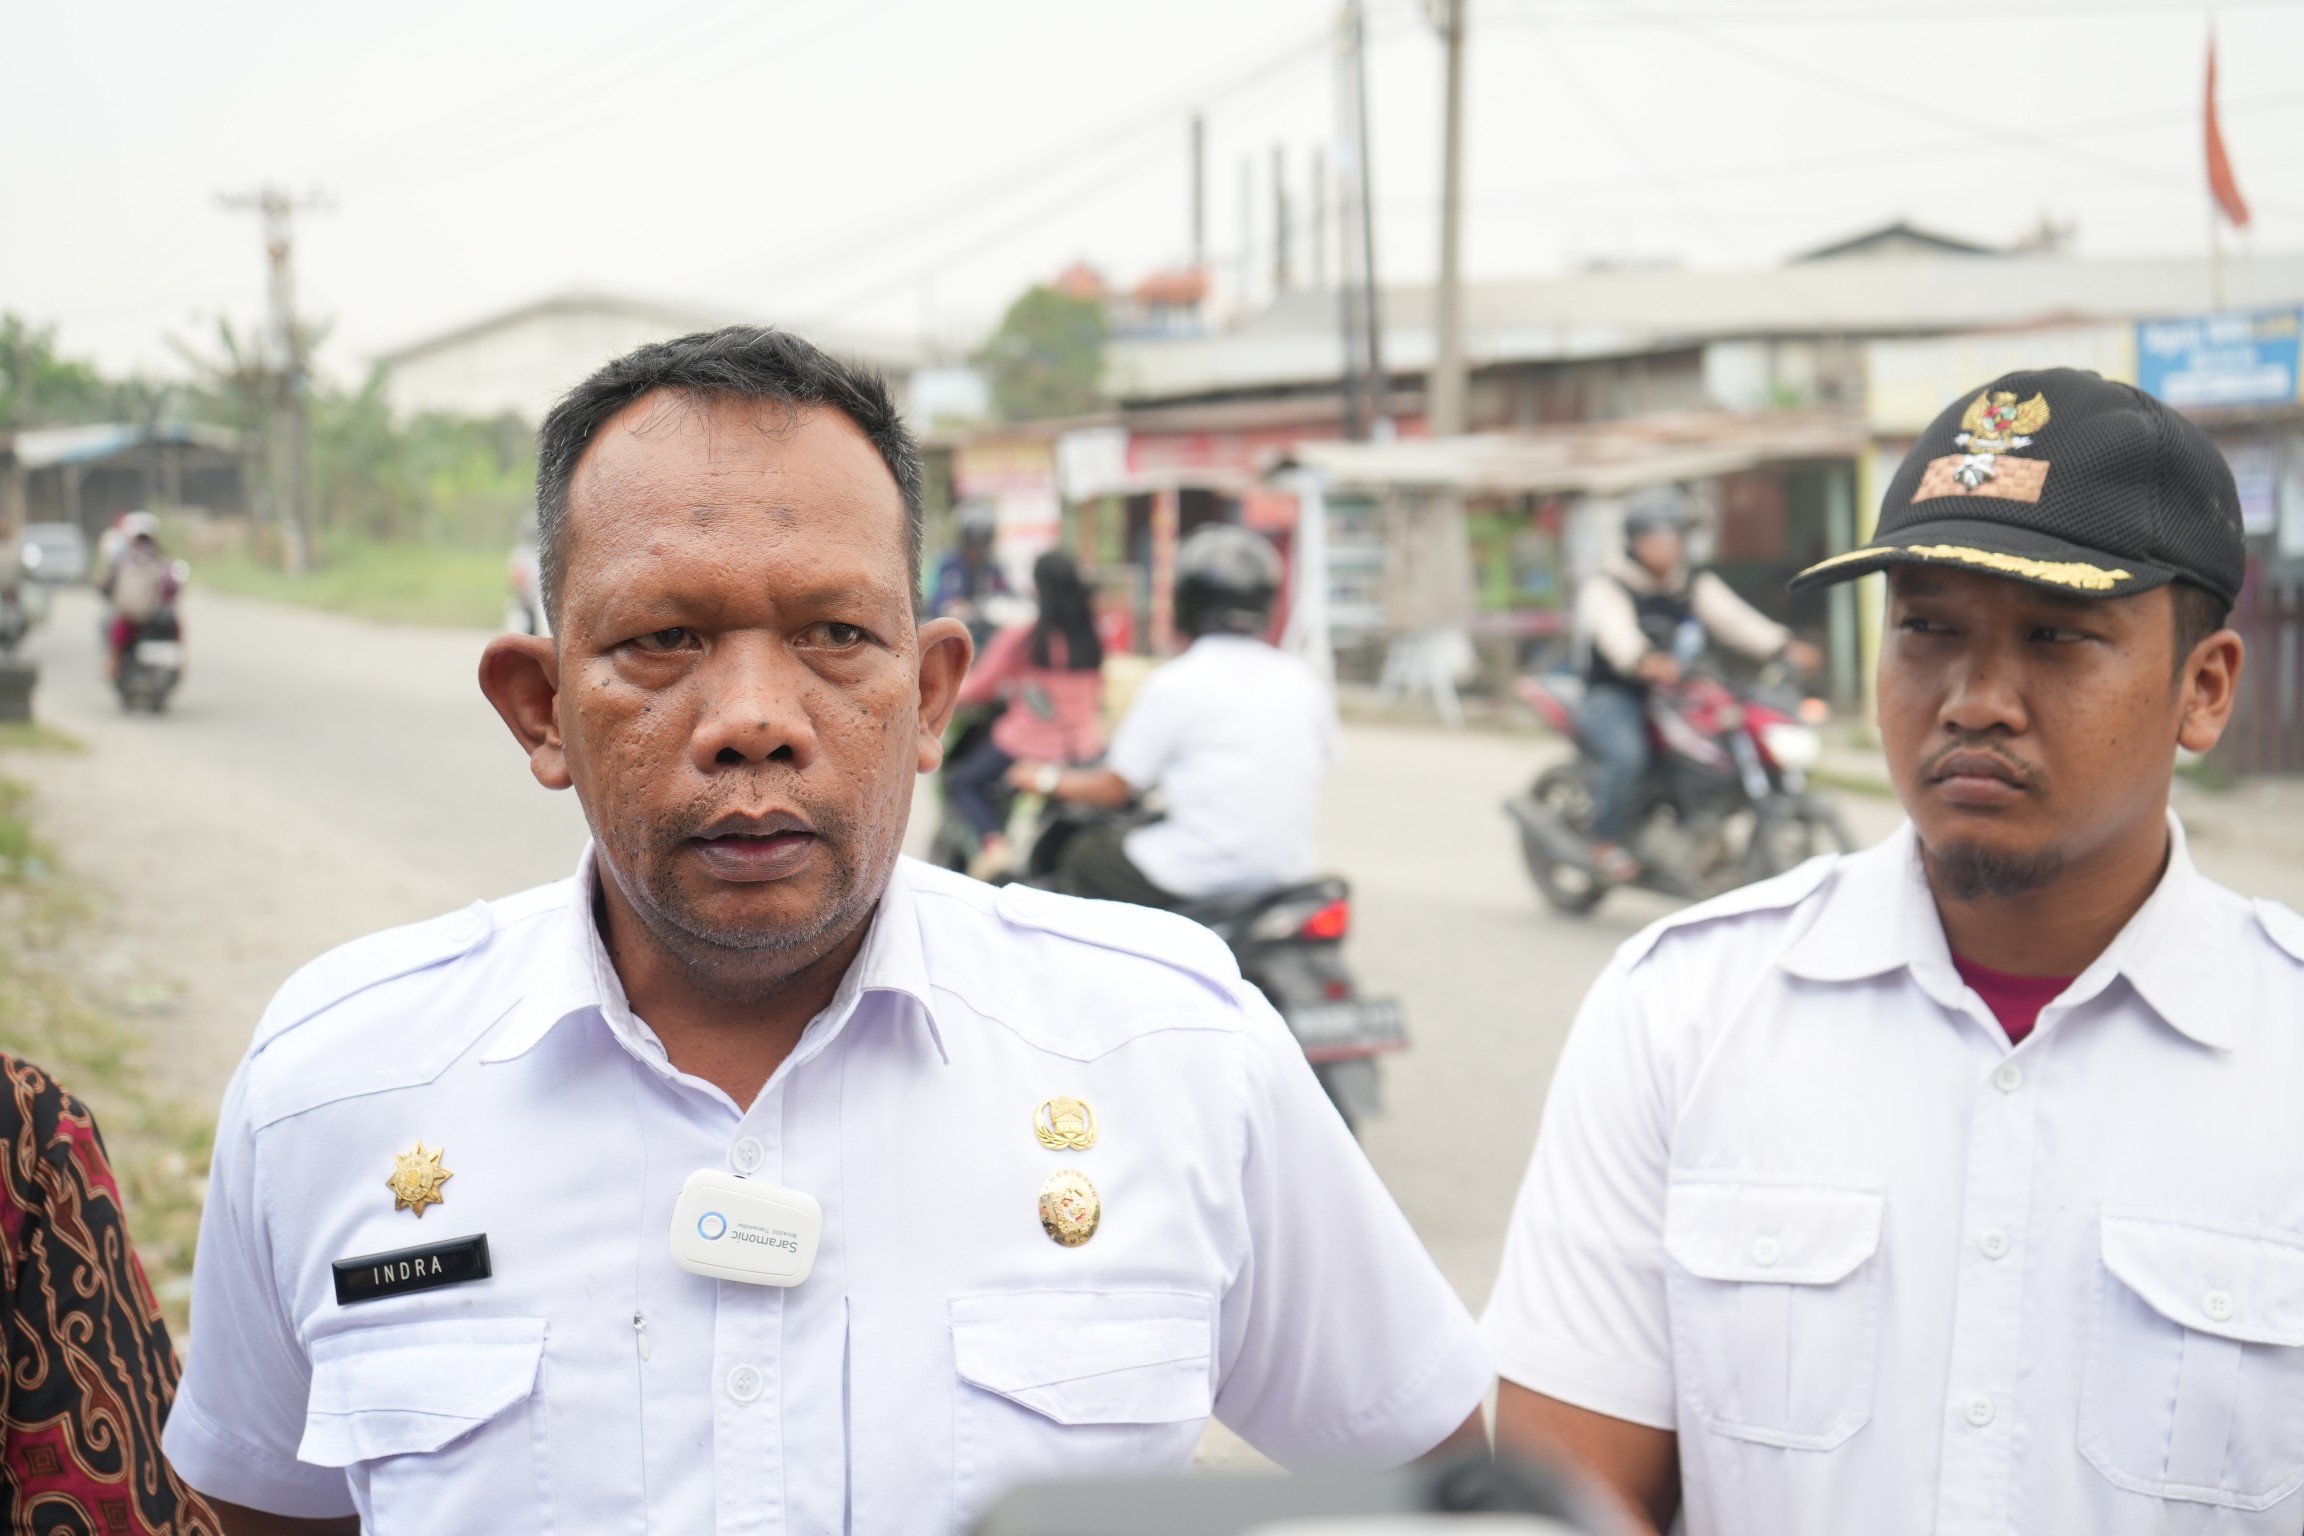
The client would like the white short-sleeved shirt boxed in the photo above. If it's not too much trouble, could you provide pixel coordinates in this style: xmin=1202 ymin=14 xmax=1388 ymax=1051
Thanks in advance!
xmin=1104 ymin=635 xmax=1338 ymax=899
xmin=166 ymin=852 xmax=1484 ymax=1535
xmin=1483 ymin=816 xmax=2304 ymax=1536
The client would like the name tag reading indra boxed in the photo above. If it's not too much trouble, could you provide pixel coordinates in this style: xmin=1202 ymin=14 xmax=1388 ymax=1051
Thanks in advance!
xmin=333 ymin=1234 xmax=492 ymax=1306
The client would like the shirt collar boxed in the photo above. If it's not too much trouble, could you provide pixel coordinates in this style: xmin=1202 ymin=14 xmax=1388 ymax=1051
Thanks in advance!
xmin=482 ymin=846 xmax=948 ymax=1067
xmin=1779 ymin=812 xmax=2234 ymax=1051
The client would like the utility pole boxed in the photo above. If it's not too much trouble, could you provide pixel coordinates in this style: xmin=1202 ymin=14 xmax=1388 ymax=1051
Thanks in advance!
xmin=220 ymin=186 xmax=327 ymax=573
xmin=1334 ymin=0 xmax=1388 ymax=440
xmin=1310 ymin=146 xmax=1329 ymax=291
xmin=1272 ymin=145 xmax=1293 ymax=294
xmin=1190 ymin=114 xmax=1207 ymax=273
xmin=1426 ymin=0 xmax=1470 ymax=436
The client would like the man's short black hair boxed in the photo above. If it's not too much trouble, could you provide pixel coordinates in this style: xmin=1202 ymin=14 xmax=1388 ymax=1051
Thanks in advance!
xmin=2170 ymin=578 xmax=2231 ymax=675
xmin=533 ymin=326 xmax=923 ymax=621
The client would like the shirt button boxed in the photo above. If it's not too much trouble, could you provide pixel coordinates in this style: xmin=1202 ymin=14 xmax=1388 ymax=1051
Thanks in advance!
xmin=2205 ymin=1289 xmax=2237 ymax=1323
xmin=1978 ymin=1229 xmax=2010 ymax=1261
xmin=1750 ymin=1236 xmax=1782 ymax=1268
xmin=1963 ymin=1394 xmax=1995 ymax=1428
xmin=730 ymin=1137 xmax=765 ymax=1174
xmin=726 ymin=1364 xmax=764 ymax=1403
xmin=1993 ymin=1062 xmax=2024 ymax=1094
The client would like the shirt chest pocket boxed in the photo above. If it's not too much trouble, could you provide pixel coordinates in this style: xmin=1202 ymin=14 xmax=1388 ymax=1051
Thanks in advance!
xmin=299 ymin=1317 xmax=550 ymax=1536
xmin=949 ymin=1290 xmax=1213 ymax=1535
xmin=2081 ymin=1212 xmax=2304 ymax=1512
xmin=1663 ymin=1179 xmax=1885 ymax=1451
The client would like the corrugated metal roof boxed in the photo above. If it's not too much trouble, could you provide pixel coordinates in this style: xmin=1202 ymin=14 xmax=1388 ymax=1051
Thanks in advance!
xmin=5 ymin=420 xmax=244 ymax=470
xmin=1281 ymin=409 xmax=1867 ymax=494
xmin=1108 ymin=252 xmax=2304 ymax=403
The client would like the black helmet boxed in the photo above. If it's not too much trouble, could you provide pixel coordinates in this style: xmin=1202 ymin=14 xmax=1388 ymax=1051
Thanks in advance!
xmin=1174 ymin=524 xmax=1282 ymax=638
xmin=1623 ymin=484 xmax=1694 ymax=547
xmin=955 ymin=499 xmax=998 ymax=544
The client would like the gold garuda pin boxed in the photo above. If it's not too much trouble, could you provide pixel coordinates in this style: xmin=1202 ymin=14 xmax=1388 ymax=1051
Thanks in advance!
xmin=1039 ymin=1168 xmax=1101 ymax=1248
xmin=1034 ymin=1096 xmax=1098 ymax=1151
xmin=386 ymin=1142 xmax=453 ymax=1218
xmin=1952 ymin=390 xmax=2050 ymax=488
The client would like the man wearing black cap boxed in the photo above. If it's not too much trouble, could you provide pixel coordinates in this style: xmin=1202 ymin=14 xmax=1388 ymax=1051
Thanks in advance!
xmin=1481 ymin=369 xmax=2304 ymax=1534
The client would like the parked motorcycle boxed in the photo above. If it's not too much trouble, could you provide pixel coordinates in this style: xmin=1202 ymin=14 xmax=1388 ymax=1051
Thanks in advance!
xmin=115 ymin=606 xmax=184 ymax=713
xmin=1505 ymin=663 xmax=1851 ymax=914
xmin=932 ymin=728 xmax=1405 ymax=1132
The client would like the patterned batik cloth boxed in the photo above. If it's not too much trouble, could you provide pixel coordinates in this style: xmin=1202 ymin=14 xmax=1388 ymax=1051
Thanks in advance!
xmin=0 ymin=1056 xmax=219 ymax=1535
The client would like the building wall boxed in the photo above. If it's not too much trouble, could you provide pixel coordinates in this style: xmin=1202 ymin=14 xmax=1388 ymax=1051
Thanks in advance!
xmin=384 ymin=308 xmax=721 ymax=424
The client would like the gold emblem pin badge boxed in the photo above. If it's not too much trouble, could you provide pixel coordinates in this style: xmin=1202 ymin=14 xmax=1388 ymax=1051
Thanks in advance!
xmin=1038 ymin=1168 xmax=1101 ymax=1248
xmin=386 ymin=1142 xmax=453 ymax=1218
xmin=1034 ymin=1096 xmax=1098 ymax=1151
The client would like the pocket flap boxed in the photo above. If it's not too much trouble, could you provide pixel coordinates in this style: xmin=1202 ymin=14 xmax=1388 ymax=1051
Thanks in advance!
xmin=951 ymin=1290 xmax=1212 ymax=1425
xmin=1665 ymin=1180 xmax=1884 ymax=1285
xmin=299 ymin=1317 xmax=547 ymax=1467
xmin=2101 ymin=1211 xmax=2304 ymax=1347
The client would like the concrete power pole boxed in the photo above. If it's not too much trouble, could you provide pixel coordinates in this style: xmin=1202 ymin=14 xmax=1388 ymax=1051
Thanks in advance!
xmin=1426 ymin=0 xmax=1469 ymax=436
xmin=1334 ymin=0 xmax=1389 ymax=440
xmin=1190 ymin=114 xmax=1207 ymax=272
xmin=221 ymin=186 xmax=327 ymax=574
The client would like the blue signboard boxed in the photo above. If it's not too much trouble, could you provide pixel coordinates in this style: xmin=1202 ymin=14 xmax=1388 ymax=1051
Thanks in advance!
xmin=2135 ymin=308 xmax=2303 ymax=409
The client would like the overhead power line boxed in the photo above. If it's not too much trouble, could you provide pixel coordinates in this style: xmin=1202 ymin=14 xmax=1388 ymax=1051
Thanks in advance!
xmin=761 ymin=20 xmax=1344 ymax=318
xmin=1581 ymin=0 xmax=2304 ymax=220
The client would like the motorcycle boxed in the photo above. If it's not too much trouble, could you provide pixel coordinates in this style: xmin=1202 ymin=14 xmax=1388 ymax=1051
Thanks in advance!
xmin=932 ymin=721 xmax=1405 ymax=1133
xmin=115 ymin=605 xmax=184 ymax=713
xmin=1504 ymin=659 xmax=1852 ymax=914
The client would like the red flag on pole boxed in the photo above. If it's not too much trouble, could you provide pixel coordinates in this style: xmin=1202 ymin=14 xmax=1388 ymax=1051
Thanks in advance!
xmin=2206 ymin=37 xmax=2251 ymax=229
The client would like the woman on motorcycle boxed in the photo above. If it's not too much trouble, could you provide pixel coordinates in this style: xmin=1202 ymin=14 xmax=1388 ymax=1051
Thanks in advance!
xmin=947 ymin=549 xmax=1105 ymax=878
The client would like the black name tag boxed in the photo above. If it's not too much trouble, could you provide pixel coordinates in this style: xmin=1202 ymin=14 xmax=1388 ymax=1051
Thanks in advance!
xmin=333 ymin=1234 xmax=492 ymax=1306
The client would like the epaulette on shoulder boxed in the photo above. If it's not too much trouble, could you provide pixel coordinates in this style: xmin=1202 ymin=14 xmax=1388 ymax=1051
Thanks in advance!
xmin=1618 ymin=853 xmax=1839 ymax=972
xmin=992 ymin=882 xmax=1242 ymax=997
xmin=253 ymin=901 xmax=496 ymax=1051
xmin=2254 ymin=898 xmax=2304 ymax=967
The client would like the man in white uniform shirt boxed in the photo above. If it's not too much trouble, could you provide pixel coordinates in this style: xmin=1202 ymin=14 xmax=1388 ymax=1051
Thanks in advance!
xmin=1010 ymin=524 xmax=1338 ymax=907
xmin=1485 ymin=369 xmax=2304 ymax=1535
xmin=164 ymin=328 xmax=1486 ymax=1535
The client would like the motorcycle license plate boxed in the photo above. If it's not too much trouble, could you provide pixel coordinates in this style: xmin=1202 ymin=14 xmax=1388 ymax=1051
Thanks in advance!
xmin=1283 ymin=998 xmax=1408 ymax=1061
xmin=134 ymin=641 xmax=182 ymax=668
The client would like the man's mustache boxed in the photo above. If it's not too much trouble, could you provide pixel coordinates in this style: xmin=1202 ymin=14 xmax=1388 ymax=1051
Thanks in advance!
xmin=1920 ymin=739 xmax=2041 ymax=791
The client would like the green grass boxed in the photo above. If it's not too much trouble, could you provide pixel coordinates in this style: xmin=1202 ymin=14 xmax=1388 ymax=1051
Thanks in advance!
xmin=0 ymin=770 xmax=212 ymax=1335
xmin=195 ymin=537 xmax=510 ymax=629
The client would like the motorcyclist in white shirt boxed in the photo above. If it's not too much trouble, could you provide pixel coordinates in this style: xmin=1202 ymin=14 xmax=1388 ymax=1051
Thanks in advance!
xmin=1009 ymin=524 xmax=1338 ymax=908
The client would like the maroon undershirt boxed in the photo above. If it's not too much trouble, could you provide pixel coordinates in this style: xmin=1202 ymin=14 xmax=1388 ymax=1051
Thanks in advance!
xmin=1951 ymin=953 xmax=2074 ymax=1046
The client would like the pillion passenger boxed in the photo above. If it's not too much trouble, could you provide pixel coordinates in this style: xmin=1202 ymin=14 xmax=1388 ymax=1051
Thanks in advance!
xmin=163 ymin=327 xmax=1487 ymax=1536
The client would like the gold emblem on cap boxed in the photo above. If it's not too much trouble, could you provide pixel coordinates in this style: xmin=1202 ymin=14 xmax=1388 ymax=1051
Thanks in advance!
xmin=1034 ymin=1096 xmax=1098 ymax=1151
xmin=386 ymin=1141 xmax=453 ymax=1218
xmin=1038 ymin=1168 xmax=1101 ymax=1247
xmin=1951 ymin=390 xmax=2051 ymax=489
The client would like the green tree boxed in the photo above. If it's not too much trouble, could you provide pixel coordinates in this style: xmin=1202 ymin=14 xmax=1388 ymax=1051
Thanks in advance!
xmin=0 ymin=314 xmax=126 ymax=429
xmin=974 ymin=285 xmax=1108 ymax=422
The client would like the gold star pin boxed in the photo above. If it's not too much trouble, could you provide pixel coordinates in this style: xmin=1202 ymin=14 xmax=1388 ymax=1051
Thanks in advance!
xmin=1034 ymin=1096 xmax=1097 ymax=1151
xmin=386 ymin=1142 xmax=453 ymax=1218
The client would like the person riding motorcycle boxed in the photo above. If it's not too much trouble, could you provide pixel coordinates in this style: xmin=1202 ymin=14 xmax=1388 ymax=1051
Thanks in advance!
xmin=1010 ymin=523 xmax=1338 ymax=908
xmin=947 ymin=548 xmax=1106 ymax=879
xmin=1575 ymin=485 xmax=1821 ymax=884
xmin=100 ymin=512 xmax=179 ymax=683
xmin=930 ymin=500 xmax=1011 ymax=645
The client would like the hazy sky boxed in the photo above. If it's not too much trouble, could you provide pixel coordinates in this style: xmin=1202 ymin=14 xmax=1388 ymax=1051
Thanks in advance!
xmin=6 ymin=0 xmax=2301 ymax=383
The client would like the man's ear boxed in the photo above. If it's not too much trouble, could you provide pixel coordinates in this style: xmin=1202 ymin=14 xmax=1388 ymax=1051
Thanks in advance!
xmin=478 ymin=634 xmax=572 ymax=789
xmin=913 ymin=616 xmax=974 ymax=774
xmin=2176 ymin=627 xmax=2245 ymax=755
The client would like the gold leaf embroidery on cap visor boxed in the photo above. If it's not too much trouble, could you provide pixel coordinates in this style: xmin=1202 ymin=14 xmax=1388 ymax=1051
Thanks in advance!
xmin=1796 ymin=543 xmax=2134 ymax=592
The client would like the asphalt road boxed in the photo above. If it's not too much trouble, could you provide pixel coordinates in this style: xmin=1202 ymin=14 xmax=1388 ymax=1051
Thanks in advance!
xmin=16 ymin=584 xmax=2304 ymax=1324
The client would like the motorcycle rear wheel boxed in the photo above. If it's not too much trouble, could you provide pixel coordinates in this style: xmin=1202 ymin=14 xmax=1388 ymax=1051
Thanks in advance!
xmin=1749 ymin=798 xmax=1856 ymax=878
xmin=1521 ymin=764 xmax=1608 ymax=914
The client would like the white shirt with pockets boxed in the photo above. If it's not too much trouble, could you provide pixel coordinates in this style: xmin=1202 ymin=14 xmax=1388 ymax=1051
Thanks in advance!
xmin=1482 ymin=815 xmax=2304 ymax=1536
xmin=1103 ymin=634 xmax=1339 ymax=900
xmin=164 ymin=851 xmax=1487 ymax=1535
